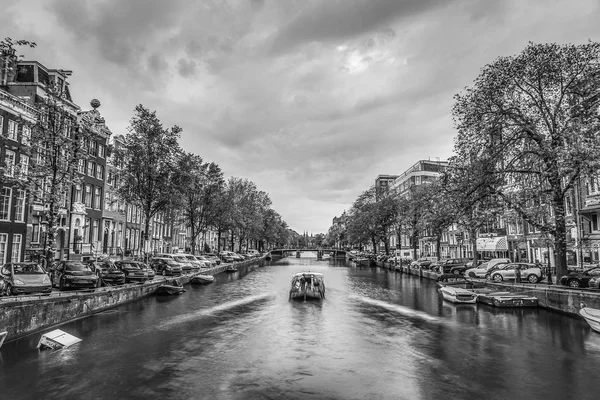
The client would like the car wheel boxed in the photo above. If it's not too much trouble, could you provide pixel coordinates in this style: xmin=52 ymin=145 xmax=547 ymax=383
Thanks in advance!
xmin=567 ymin=279 xmax=580 ymax=287
xmin=453 ymin=269 xmax=461 ymax=275
xmin=493 ymin=274 xmax=503 ymax=282
xmin=468 ymin=272 xmax=476 ymax=278
xmin=6 ymin=283 xmax=14 ymax=296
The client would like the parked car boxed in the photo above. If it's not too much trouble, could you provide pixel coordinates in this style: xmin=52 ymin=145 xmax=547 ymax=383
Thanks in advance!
xmin=219 ymin=251 xmax=237 ymax=263
xmin=486 ymin=262 xmax=543 ymax=283
xmin=559 ymin=266 xmax=600 ymax=288
xmin=410 ymin=257 xmax=437 ymax=269
xmin=193 ymin=255 xmax=215 ymax=268
xmin=0 ymin=262 xmax=52 ymax=295
xmin=114 ymin=260 xmax=151 ymax=282
xmin=203 ymin=253 xmax=221 ymax=265
xmin=171 ymin=255 xmax=194 ymax=274
xmin=150 ymin=258 xmax=182 ymax=276
xmin=179 ymin=254 xmax=207 ymax=270
xmin=140 ymin=262 xmax=156 ymax=280
xmin=437 ymin=258 xmax=471 ymax=274
xmin=87 ymin=260 xmax=126 ymax=286
xmin=588 ymin=275 xmax=600 ymax=289
xmin=50 ymin=261 xmax=99 ymax=290
xmin=465 ymin=258 xmax=510 ymax=278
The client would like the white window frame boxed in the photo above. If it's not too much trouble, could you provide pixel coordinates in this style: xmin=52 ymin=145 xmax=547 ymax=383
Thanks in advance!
xmin=15 ymin=190 xmax=26 ymax=222
xmin=11 ymin=234 xmax=22 ymax=262
xmin=21 ymin=125 xmax=31 ymax=145
xmin=0 ymin=187 xmax=12 ymax=221
xmin=7 ymin=120 xmax=18 ymax=141
xmin=4 ymin=150 xmax=15 ymax=177
xmin=19 ymin=154 xmax=29 ymax=179
xmin=0 ymin=233 xmax=7 ymax=264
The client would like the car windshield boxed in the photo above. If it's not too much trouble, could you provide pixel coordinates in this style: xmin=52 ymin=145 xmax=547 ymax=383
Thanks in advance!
xmin=174 ymin=256 xmax=188 ymax=262
xmin=120 ymin=263 xmax=141 ymax=270
xmin=65 ymin=262 xmax=88 ymax=271
xmin=13 ymin=264 xmax=45 ymax=274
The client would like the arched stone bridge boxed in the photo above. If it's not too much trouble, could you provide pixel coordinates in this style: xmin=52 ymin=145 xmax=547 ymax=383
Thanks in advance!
xmin=266 ymin=249 xmax=349 ymax=260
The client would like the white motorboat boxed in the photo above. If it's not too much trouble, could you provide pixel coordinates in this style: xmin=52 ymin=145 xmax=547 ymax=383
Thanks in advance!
xmin=438 ymin=286 xmax=478 ymax=304
xmin=580 ymin=302 xmax=600 ymax=333
xmin=37 ymin=329 xmax=82 ymax=350
xmin=289 ymin=272 xmax=325 ymax=301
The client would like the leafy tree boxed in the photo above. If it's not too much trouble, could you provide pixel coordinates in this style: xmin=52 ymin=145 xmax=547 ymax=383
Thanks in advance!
xmin=173 ymin=152 xmax=224 ymax=254
xmin=452 ymin=42 xmax=600 ymax=277
xmin=114 ymin=104 xmax=181 ymax=257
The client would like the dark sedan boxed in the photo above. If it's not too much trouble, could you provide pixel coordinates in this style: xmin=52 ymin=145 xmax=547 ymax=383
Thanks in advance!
xmin=559 ymin=266 xmax=600 ymax=288
xmin=88 ymin=260 xmax=126 ymax=286
xmin=0 ymin=262 xmax=52 ymax=295
xmin=50 ymin=261 xmax=99 ymax=290
xmin=114 ymin=261 xmax=150 ymax=283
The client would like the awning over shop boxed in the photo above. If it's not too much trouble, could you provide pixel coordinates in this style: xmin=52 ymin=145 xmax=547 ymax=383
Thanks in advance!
xmin=579 ymin=204 xmax=600 ymax=214
xmin=476 ymin=236 xmax=508 ymax=251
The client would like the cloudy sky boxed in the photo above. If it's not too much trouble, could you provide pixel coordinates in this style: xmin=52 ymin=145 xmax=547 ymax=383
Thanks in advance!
xmin=3 ymin=0 xmax=599 ymax=233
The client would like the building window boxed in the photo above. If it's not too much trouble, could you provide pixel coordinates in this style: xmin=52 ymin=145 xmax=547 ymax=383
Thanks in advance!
xmin=7 ymin=120 xmax=18 ymax=141
xmin=94 ymin=187 xmax=101 ymax=209
xmin=98 ymin=144 xmax=105 ymax=158
xmin=0 ymin=233 xmax=7 ymax=264
xmin=32 ymin=216 xmax=40 ymax=243
xmin=85 ymin=185 xmax=92 ymax=208
xmin=22 ymin=125 xmax=31 ymax=145
xmin=87 ymin=161 xmax=95 ymax=176
xmin=19 ymin=154 xmax=29 ymax=178
xmin=93 ymin=219 xmax=99 ymax=242
xmin=84 ymin=217 xmax=90 ymax=243
xmin=593 ymin=214 xmax=599 ymax=232
xmin=127 ymin=204 xmax=132 ymax=222
xmin=4 ymin=150 xmax=15 ymax=177
xmin=11 ymin=234 xmax=22 ymax=262
xmin=565 ymin=196 xmax=573 ymax=216
xmin=78 ymin=159 xmax=85 ymax=173
xmin=0 ymin=187 xmax=11 ymax=221
xmin=74 ymin=184 xmax=82 ymax=203
xmin=15 ymin=190 xmax=26 ymax=222
xmin=96 ymin=164 xmax=104 ymax=180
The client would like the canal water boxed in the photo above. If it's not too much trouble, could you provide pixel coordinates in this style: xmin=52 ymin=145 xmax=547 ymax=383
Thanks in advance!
xmin=2 ymin=255 xmax=600 ymax=400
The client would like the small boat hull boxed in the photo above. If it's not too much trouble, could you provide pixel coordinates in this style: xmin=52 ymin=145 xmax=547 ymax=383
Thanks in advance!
xmin=439 ymin=287 xmax=477 ymax=304
xmin=289 ymin=288 xmax=325 ymax=301
xmin=190 ymin=275 xmax=214 ymax=284
xmin=478 ymin=293 xmax=538 ymax=308
xmin=580 ymin=307 xmax=600 ymax=333
xmin=156 ymin=284 xmax=186 ymax=295
xmin=37 ymin=329 xmax=82 ymax=350
xmin=225 ymin=267 xmax=238 ymax=273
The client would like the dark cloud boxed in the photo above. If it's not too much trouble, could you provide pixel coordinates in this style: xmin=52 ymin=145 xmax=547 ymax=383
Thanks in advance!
xmin=269 ymin=0 xmax=457 ymax=54
xmin=147 ymin=53 xmax=168 ymax=73
xmin=177 ymin=58 xmax=197 ymax=77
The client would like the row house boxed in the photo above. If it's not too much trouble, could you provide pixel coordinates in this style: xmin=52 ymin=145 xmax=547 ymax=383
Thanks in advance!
xmin=0 ymin=88 xmax=36 ymax=264
xmin=1 ymin=58 xmax=78 ymax=263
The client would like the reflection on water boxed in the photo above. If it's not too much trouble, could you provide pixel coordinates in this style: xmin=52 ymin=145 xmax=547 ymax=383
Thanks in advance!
xmin=1 ymin=256 xmax=599 ymax=400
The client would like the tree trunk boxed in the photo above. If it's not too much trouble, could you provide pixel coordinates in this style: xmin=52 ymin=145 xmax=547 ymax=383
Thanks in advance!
xmin=553 ymin=192 xmax=568 ymax=281
xmin=411 ymin=233 xmax=419 ymax=260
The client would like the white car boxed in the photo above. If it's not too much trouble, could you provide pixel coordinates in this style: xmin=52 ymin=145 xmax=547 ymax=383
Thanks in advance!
xmin=487 ymin=262 xmax=543 ymax=283
xmin=465 ymin=258 xmax=510 ymax=278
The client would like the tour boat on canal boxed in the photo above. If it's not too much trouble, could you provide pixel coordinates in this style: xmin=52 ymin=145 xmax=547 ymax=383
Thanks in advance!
xmin=580 ymin=302 xmax=600 ymax=333
xmin=289 ymin=272 xmax=325 ymax=301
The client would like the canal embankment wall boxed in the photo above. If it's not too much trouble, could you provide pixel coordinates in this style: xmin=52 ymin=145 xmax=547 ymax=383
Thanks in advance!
xmin=380 ymin=262 xmax=600 ymax=317
xmin=1 ymin=257 xmax=262 ymax=342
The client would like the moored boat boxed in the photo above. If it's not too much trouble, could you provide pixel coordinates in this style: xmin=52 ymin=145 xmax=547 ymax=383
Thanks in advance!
xmin=225 ymin=266 xmax=238 ymax=273
xmin=438 ymin=286 xmax=478 ymax=304
xmin=156 ymin=279 xmax=186 ymax=295
xmin=289 ymin=272 xmax=325 ymax=301
xmin=477 ymin=293 xmax=538 ymax=308
xmin=580 ymin=302 xmax=600 ymax=333
xmin=190 ymin=274 xmax=215 ymax=284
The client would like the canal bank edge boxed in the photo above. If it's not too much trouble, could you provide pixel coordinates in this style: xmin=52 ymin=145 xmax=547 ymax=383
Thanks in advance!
xmin=382 ymin=262 xmax=600 ymax=317
xmin=0 ymin=257 xmax=264 ymax=343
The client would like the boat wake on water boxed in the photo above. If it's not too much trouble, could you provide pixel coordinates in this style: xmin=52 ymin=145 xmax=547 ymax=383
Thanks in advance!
xmin=153 ymin=293 xmax=275 ymax=331
xmin=350 ymin=295 xmax=440 ymax=323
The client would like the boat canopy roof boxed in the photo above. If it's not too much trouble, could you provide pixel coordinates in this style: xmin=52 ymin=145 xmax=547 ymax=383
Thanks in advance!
xmin=292 ymin=272 xmax=324 ymax=278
